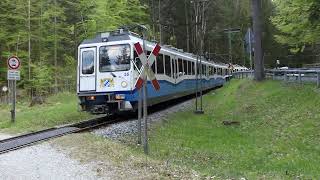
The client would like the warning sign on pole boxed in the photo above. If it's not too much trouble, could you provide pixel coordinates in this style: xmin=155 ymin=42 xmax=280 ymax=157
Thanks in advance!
xmin=7 ymin=55 xmax=21 ymax=123
xmin=7 ymin=56 xmax=21 ymax=70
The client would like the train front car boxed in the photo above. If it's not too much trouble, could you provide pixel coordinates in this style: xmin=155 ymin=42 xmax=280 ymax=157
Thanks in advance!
xmin=77 ymin=31 xmax=137 ymax=114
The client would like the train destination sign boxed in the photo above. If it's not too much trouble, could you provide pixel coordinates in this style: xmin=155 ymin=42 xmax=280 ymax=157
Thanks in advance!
xmin=7 ymin=56 xmax=21 ymax=70
xmin=134 ymin=42 xmax=161 ymax=91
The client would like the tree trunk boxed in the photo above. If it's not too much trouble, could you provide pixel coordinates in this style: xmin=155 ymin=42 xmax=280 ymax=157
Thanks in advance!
xmin=184 ymin=0 xmax=190 ymax=52
xmin=28 ymin=0 xmax=31 ymax=80
xmin=54 ymin=0 xmax=58 ymax=93
xmin=252 ymin=0 xmax=265 ymax=81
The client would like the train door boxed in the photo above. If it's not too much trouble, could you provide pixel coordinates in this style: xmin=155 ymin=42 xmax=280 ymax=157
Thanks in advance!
xmin=79 ymin=47 xmax=96 ymax=92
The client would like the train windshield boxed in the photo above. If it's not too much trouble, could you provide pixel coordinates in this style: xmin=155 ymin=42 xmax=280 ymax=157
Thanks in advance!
xmin=99 ymin=44 xmax=131 ymax=72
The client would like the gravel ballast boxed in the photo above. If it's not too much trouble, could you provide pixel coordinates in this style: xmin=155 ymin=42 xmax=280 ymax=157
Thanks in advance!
xmin=93 ymin=99 xmax=193 ymax=140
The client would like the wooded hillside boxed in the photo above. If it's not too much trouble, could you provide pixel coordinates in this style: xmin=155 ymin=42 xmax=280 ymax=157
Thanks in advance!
xmin=0 ymin=0 xmax=319 ymax=94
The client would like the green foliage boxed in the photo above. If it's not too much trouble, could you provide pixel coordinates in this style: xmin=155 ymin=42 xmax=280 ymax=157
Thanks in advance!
xmin=271 ymin=0 xmax=320 ymax=53
xmin=148 ymin=80 xmax=320 ymax=179
xmin=29 ymin=62 xmax=54 ymax=95
xmin=0 ymin=92 xmax=94 ymax=133
xmin=0 ymin=0 xmax=148 ymax=88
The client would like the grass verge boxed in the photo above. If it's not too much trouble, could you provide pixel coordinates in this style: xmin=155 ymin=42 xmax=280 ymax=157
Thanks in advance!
xmin=0 ymin=92 xmax=94 ymax=133
xmin=147 ymin=79 xmax=320 ymax=179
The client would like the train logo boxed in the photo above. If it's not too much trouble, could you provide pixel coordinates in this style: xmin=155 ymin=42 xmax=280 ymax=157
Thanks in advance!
xmin=100 ymin=78 xmax=114 ymax=88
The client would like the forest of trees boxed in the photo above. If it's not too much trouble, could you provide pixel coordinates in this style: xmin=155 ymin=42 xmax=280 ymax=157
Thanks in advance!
xmin=0 ymin=0 xmax=319 ymax=94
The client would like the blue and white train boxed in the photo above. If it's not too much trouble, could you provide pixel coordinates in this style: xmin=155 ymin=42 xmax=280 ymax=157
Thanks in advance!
xmin=77 ymin=29 xmax=247 ymax=114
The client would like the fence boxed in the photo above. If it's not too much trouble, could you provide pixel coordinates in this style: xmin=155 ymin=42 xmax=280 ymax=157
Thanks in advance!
xmin=232 ymin=69 xmax=320 ymax=88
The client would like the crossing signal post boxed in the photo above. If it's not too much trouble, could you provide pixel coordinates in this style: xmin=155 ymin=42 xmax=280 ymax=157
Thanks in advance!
xmin=134 ymin=41 xmax=161 ymax=155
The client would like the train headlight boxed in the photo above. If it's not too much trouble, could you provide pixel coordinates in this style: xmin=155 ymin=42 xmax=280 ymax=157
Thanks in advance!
xmin=115 ymin=94 xmax=125 ymax=100
xmin=86 ymin=96 xmax=96 ymax=101
xmin=121 ymin=81 xmax=128 ymax=88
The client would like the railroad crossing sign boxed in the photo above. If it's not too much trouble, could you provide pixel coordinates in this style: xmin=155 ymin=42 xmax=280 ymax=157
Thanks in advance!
xmin=7 ymin=56 xmax=21 ymax=70
xmin=134 ymin=42 xmax=161 ymax=91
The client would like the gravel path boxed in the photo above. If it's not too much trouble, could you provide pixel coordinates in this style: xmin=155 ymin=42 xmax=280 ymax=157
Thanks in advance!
xmin=93 ymin=99 xmax=193 ymax=140
xmin=0 ymin=134 xmax=100 ymax=180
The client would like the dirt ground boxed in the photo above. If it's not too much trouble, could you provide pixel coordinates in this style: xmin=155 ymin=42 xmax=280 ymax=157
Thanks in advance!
xmin=0 ymin=134 xmax=100 ymax=180
xmin=0 ymin=132 xmax=200 ymax=180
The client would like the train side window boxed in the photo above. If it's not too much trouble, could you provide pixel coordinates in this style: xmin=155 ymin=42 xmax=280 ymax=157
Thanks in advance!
xmin=178 ymin=58 xmax=183 ymax=75
xmin=174 ymin=58 xmax=178 ymax=78
xmin=184 ymin=60 xmax=188 ymax=75
xmin=171 ymin=58 xmax=175 ymax=77
xmin=188 ymin=61 xmax=191 ymax=75
xmin=82 ymin=50 xmax=95 ymax=74
xmin=133 ymin=51 xmax=142 ymax=71
xmin=192 ymin=62 xmax=195 ymax=75
xmin=197 ymin=63 xmax=200 ymax=75
xmin=202 ymin=64 xmax=205 ymax=76
xmin=165 ymin=55 xmax=172 ymax=77
xmin=157 ymin=54 xmax=164 ymax=74
xmin=147 ymin=51 xmax=156 ymax=72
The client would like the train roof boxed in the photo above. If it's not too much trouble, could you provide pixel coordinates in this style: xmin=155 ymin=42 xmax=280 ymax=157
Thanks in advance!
xmin=80 ymin=29 xmax=247 ymax=69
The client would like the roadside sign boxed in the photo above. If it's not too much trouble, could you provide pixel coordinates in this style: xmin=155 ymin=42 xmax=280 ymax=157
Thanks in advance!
xmin=7 ymin=56 xmax=21 ymax=70
xmin=134 ymin=42 xmax=161 ymax=91
xmin=7 ymin=70 xmax=21 ymax=81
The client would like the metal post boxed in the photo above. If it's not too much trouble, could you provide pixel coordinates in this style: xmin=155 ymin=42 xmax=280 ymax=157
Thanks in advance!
xmin=199 ymin=56 xmax=203 ymax=113
xmin=317 ymin=72 xmax=320 ymax=88
xmin=298 ymin=72 xmax=302 ymax=84
xmin=137 ymin=89 xmax=142 ymax=145
xmin=195 ymin=55 xmax=198 ymax=111
xmin=143 ymin=81 xmax=148 ymax=154
xmin=142 ymin=30 xmax=149 ymax=155
xmin=248 ymin=28 xmax=253 ymax=70
xmin=284 ymin=72 xmax=287 ymax=82
xmin=228 ymin=30 xmax=232 ymax=64
xmin=11 ymin=80 xmax=16 ymax=122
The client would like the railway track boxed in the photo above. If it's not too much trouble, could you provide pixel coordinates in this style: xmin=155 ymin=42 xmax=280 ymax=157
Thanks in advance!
xmin=0 ymin=116 xmax=118 ymax=155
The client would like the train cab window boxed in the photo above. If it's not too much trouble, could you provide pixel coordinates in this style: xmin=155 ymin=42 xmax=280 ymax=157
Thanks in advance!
xmin=184 ymin=60 xmax=188 ymax=75
xmin=82 ymin=50 xmax=95 ymax=74
xmin=99 ymin=44 xmax=130 ymax=72
xmin=165 ymin=55 xmax=172 ymax=77
xmin=156 ymin=54 xmax=164 ymax=74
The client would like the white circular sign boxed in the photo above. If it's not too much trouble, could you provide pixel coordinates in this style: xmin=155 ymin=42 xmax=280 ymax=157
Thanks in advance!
xmin=2 ymin=86 xmax=8 ymax=92
xmin=8 ymin=56 xmax=21 ymax=70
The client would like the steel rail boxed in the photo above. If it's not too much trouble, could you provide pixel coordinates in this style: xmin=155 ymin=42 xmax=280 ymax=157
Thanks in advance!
xmin=0 ymin=116 xmax=119 ymax=155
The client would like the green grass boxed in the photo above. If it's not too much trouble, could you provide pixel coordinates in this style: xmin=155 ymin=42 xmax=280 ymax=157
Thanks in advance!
xmin=0 ymin=92 xmax=94 ymax=133
xmin=147 ymin=80 xmax=320 ymax=179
